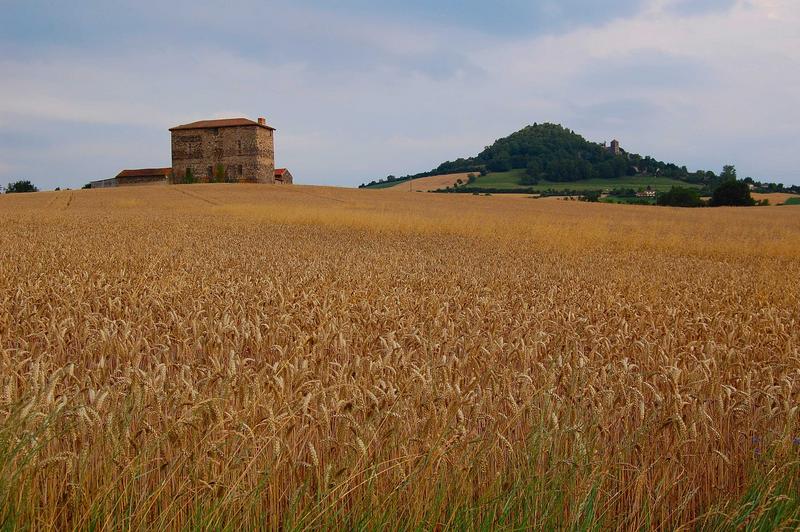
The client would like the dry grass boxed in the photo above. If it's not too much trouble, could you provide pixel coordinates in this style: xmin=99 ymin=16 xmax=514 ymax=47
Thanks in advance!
xmin=751 ymin=192 xmax=800 ymax=205
xmin=1 ymin=184 xmax=799 ymax=529
xmin=379 ymin=172 xmax=476 ymax=192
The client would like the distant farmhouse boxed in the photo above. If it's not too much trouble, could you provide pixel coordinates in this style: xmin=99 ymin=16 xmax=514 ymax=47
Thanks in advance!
xmin=91 ymin=117 xmax=292 ymax=188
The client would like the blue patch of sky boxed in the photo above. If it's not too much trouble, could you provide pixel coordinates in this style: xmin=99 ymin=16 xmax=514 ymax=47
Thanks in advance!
xmin=297 ymin=0 xmax=646 ymax=35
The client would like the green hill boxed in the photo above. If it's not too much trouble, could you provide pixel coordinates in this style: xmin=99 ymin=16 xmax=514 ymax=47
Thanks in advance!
xmin=361 ymin=123 xmax=717 ymax=191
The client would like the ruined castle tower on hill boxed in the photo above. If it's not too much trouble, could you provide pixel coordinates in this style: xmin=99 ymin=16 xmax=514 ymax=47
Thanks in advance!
xmin=169 ymin=117 xmax=277 ymax=184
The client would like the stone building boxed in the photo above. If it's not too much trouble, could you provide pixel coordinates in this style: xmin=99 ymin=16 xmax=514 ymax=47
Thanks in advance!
xmin=91 ymin=168 xmax=171 ymax=188
xmin=169 ymin=117 xmax=276 ymax=184
xmin=274 ymin=168 xmax=293 ymax=184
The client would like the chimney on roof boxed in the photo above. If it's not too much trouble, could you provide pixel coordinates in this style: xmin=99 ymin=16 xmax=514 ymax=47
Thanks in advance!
xmin=258 ymin=117 xmax=266 ymax=126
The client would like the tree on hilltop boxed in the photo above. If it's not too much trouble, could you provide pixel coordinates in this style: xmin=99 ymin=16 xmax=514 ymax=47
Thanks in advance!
xmin=721 ymin=165 xmax=737 ymax=181
xmin=706 ymin=165 xmax=755 ymax=207
xmin=710 ymin=180 xmax=756 ymax=207
xmin=5 ymin=180 xmax=39 ymax=193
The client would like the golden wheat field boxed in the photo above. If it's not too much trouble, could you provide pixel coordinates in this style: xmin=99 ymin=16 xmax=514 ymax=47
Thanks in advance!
xmin=1 ymin=184 xmax=799 ymax=530
xmin=751 ymin=192 xmax=799 ymax=206
xmin=381 ymin=173 xmax=476 ymax=192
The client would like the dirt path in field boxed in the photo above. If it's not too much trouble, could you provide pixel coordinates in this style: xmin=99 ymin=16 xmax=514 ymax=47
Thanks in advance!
xmin=173 ymin=187 xmax=220 ymax=206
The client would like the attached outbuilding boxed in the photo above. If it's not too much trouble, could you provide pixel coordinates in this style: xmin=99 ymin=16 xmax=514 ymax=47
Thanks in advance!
xmin=91 ymin=168 xmax=172 ymax=188
xmin=274 ymin=168 xmax=293 ymax=184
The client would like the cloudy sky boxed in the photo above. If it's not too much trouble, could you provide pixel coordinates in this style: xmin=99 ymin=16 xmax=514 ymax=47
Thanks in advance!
xmin=1 ymin=0 xmax=798 ymax=189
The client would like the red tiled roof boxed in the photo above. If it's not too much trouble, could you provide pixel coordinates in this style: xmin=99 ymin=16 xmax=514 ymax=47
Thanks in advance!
xmin=116 ymin=168 xmax=172 ymax=178
xmin=275 ymin=168 xmax=289 ymax=176
xmin=169 ymin=118 xmax=275 ymax=131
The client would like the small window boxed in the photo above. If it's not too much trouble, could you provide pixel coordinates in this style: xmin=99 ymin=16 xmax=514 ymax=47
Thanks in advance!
xmin=238 ymin=165 xmax=243 ymax=176
xmin=237 ymin=140 xmax=242 ymax=155
xmin=207 ymin=166 xmax=212 ymax=177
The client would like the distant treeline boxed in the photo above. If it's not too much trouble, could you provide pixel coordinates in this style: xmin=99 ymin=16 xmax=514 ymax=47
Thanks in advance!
xmin=433 ymin=187 xmax=602 ymax=196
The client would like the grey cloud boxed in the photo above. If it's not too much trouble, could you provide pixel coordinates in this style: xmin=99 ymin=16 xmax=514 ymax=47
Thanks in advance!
xmin=0 ymin=118 xmax=167 ymax=186
xmin=575 ymin=50 xmax=713 ymax=91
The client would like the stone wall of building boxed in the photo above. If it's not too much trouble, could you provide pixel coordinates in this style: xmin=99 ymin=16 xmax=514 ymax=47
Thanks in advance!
xmin=171 ymin=126 xmax=275 ymax=184
xmin=275 ymin=169 xmax=293 ymax=184
xmin=90 ymin=178 xmax=117 ymax=188
xmin=116 ymin=176 xmax=169 ymax=186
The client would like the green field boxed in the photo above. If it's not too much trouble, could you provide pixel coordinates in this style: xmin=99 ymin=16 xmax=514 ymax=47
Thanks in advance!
xmin=476 ymin=169 xmax=698 ymax=191
xmin=365 ymin=170 xmax=701 ymax=193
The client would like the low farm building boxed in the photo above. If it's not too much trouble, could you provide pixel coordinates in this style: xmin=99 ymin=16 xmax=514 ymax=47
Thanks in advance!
xmin=91 ymin=168 xmax=171 ymax=188
xmin=275 ymin=168 xmax=293 ymax=184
